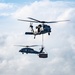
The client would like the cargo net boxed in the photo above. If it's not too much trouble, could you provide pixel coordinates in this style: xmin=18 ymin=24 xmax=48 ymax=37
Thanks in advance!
xmin=39 ymin=46 xmax=48 ymax=58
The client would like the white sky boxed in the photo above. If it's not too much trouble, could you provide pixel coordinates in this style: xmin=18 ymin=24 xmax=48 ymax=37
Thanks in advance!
xmin=0 ymin=0 xmax=75 ymax=75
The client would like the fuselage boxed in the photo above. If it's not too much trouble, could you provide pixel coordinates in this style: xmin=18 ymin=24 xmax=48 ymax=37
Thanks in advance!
xmin=35 ymin=24 xmax=51 ymax=35
xmin=19 ymin=48 xmax=41 ymax=54
xmin=43 ymin=24 xmax=51 ymax=33
xmin=25 ymin=24 xmax=51 ymax=35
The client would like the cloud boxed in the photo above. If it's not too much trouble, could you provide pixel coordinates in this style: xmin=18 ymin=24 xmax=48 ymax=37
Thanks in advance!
xmin=0 ymin=3 xmax=17 ymax=17
xmin=0 ymin=0 xmax=75 ymax=75
xmin=0 ymin=3 xmax=14 ymax=9
xmin=0 ymin=35 xmax=7 ymax=47
xmin=12 ymin=0 xmax=75 ymax=20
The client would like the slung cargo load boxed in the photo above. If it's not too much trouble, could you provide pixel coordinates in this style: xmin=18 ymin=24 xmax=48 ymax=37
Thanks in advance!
xmin=39 ymin=53 xmax=48 ymax=58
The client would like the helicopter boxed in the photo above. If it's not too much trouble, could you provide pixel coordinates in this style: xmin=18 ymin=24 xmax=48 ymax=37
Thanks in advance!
xmin=16 ymin=45 xmax=48 ymax=58
xmin=18 ymin=17 xmax=69 ymax=39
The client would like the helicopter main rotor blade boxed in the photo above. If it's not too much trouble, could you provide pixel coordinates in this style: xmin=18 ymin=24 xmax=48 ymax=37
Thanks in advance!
xmin=28 ymin=17 xmax=41 ymax=22
xmin=29 ymin=45 xmax=40 ymax=47
xmin=15 ymin=45 xmax=40 ymax=47
xmin=18 ymin=19 xmax=38 ymax=23
xmin=14 ymin=45 xmax=29 ymax=47
xmin=35 ymin=20 xmax=70 ymax=23
xmin=43 ymin=20 xmax=70 ymax=23
xmin=18 ymin=18 xmax=69 ymax=24
xmin=28 ymin=17 xmax=69 ymax=23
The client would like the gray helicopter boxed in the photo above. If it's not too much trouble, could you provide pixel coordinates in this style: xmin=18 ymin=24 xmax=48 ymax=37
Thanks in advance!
xmin=16 ymin=45 xmax=48 ymax=58
xmin=18 ymin=17 xmax=69 ymax=39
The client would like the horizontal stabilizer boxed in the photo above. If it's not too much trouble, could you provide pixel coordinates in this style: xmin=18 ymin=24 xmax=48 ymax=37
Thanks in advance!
xmin=25 ymin=32 xmax=34 ymax=35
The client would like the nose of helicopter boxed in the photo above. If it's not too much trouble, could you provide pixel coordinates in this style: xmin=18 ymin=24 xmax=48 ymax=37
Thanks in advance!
xmin=19 ymin=50 xmax=21 ymax=52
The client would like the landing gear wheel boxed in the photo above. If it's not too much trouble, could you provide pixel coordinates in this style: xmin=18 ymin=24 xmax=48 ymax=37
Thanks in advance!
xmin=48 ymin=32 xmax=50 ymax=35
xmin=22 ymin=52 xmax=24 ymax=54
